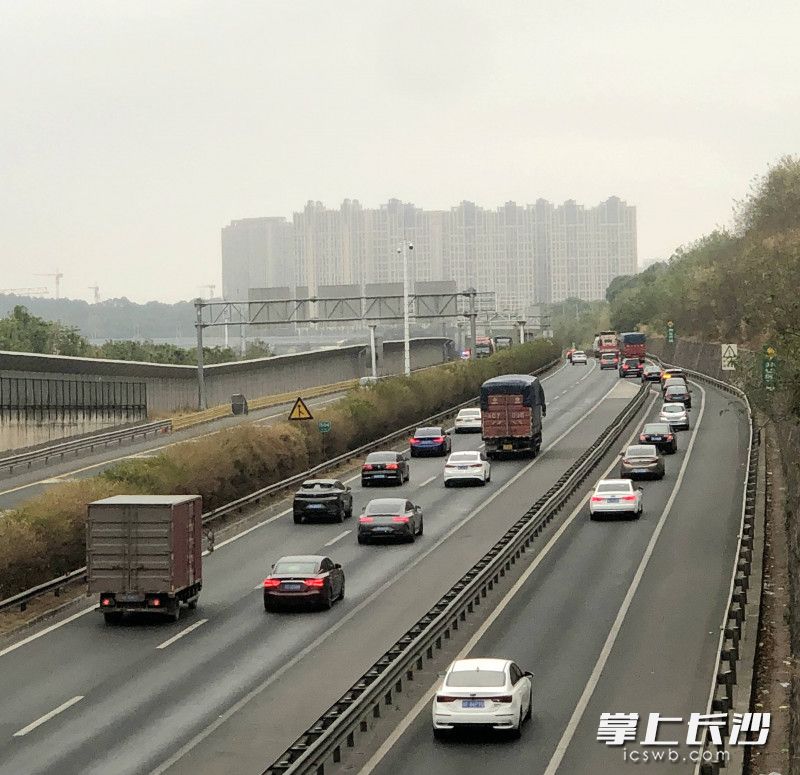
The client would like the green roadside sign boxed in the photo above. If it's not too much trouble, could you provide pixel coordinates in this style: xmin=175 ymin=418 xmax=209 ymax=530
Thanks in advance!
xmin=666 ymin=320 xmax=675 ymax=344
xmin=762 ymin=346 xmax=777 ymax=392
xmin=318 ymin=420 xmax=332 ymax=433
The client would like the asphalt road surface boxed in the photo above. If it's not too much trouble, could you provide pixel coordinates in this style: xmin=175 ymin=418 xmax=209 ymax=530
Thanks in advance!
xmin=0 ymin=359 xmax=654 ymax=775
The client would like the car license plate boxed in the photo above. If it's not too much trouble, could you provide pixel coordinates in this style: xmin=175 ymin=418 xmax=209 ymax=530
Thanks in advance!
xmin=373 ymin=474 xmax=385 ymax=478
xmin=462 ymin=699 xmax=485 ymax=708
xmin=374 ymin=526 xmax=392 ymax=532
xmin=282 ymin=583 xmax=303 ymax=591
xmin=634 ymin=468 xmax=648 ymax=473
xmin=457 ymin=466 xmax=468 ymax=470
xmin=503 ymin=444 xmax=513 ymax=450
xmin=608 ymin=497 xmax=619 ymax=503
xmin=651 ymin=436 xmax=663 ymax=441
xmin=308 ymin=504 xmax=324 ymax=509
xmin=116 ymin=593 xmax=144 ymax=603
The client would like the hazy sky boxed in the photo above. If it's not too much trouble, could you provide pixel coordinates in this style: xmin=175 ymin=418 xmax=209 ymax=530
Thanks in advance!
xmin=1 ymin=1 xmax=798 ymax=303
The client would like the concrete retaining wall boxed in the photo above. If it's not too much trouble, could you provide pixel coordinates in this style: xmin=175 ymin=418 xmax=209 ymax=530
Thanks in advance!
xmin=0 ymin=337 xmax=454 ymax=415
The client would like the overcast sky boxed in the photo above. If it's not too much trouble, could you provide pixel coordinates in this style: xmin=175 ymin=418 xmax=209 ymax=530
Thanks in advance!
xmin=1 ymin=1 xmax=798 ymax=303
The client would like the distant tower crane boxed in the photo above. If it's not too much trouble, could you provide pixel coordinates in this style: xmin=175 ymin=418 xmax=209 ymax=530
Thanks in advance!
xmin=34 ymin=270 xmax=64 ymax=299
xmin=88 ymin=284 xmax=100 ymax=304
xmin=0 ymin=287 xmax=50 ymax=297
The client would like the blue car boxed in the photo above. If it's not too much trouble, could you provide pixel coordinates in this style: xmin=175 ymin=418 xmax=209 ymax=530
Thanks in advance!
xmin=409 ymin=426 xmax=452 ymax=457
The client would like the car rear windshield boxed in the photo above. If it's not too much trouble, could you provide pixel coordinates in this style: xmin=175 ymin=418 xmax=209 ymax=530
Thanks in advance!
xmin=626 ymin=445 xmax=656 ymax=457
xmin=624 ymin=359 xmax=639 ymax=365
xmin=299 ymin=481 xmax=336 ymax=490
xmin=273 ymin=561 xmax=318 ymax=574
xmin=573 ymin=351 xmax=585 ymax=356
xmin=644 ymin=423 xmax=670 ymax=434
xmin=662 ymin=404 xmax=684 ymax=413
xmin=365 ymin=499 xmax=406 ymax=515
xmin=601 ymin=354 xmax=616 ymax=360
xmin=366 ymin=452 xmax=397 ymax=462
xmin=597 ymin=481 xmax=632 ymax=493
xmin=446 ymin=669 xmax=506 ymax=687
xmin=449 ymin=452 xmax=479 ymax=462
xmin=458 ymin=409 xmax=480 ymax=417
xmin=415 ymin=427 xmax=442 ymax=437
xmin=665 ymin=387 xmax=687 ymax=396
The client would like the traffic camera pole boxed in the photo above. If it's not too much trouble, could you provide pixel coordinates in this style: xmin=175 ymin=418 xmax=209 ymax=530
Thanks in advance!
xmin=468 ymin=288 xmax=477 ymax=360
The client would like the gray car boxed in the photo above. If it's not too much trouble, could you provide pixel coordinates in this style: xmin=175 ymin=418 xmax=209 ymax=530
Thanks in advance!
xmin=619 ymin=444 xmax=665 ymax=480
xmin=358 ymin=497 xmax=423 ymax=544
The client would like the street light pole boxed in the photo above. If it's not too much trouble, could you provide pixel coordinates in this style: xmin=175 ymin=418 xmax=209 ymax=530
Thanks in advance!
xmin=399 ymin=242 xmax=413 ymax=376
xmin=368 ymin=323 xmax=378 ymax=378
xmin=194 ymin=298 xmax=207 ymax=410
xmin=517 ymin=319 xmax=526 ymax=344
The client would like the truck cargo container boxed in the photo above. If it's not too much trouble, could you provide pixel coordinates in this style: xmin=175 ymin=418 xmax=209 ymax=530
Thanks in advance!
xmin=619 ymin=331 xmax=646 ymax=362
xmin=87 ymin=494 xmax=203 ymax=624
xmin=480 ymin=374 xmax=546 ymax=459
xmin=594 ymin=330 xmax=619 ymax=357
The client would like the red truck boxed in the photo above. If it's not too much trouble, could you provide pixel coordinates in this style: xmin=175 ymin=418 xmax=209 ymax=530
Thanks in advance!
xmin=593 ymin=330 xmax=619 ymax=357
xmin=87 ymin=494 xmax=203 ymax=624
xmin=480 ymin=374 xmax=547 ymax=459
xmin=619 ymin=331 xmax=647 ymax=362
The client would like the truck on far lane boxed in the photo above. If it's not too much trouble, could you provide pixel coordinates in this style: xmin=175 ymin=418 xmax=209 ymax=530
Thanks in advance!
xmin=480 ymin=374 xmax=547 ymax=459
xmin=87 ymin=494 xmax=203 ymax=624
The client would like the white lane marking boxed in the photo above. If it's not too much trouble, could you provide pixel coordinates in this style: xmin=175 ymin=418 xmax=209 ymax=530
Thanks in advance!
xmin=149 ymin=377 xmax=622 ymax=775
xmin=417 ymin=475 xmax=437 ymax=488
xmin=155 ymin=619 xmax=209 ymax=651
xmin=0 ymin=393 xmax=347 ymax=498
xmin=543 ymin=384 xmax=707 ymax=775
xmin=13 ymin=695 xmax=84 ymax=737
xmin=0 ymin=359 xmax=597 ymax=659
xmin=324 ymin=530 xmax=351 ymax=547
xmin=359 ymin=390 xmax=661 ymax=774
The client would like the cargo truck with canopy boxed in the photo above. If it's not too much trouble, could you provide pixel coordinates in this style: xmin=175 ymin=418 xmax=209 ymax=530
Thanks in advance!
xmin=480 ymin=374 xmax=547 ymax=459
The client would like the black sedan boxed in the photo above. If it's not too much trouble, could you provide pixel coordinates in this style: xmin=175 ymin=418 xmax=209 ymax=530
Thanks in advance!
xmin=358 ymin=498 xmax=424 ymax=544
xmin=293 ymin=479 xmax=353 ymax=524
xmin=619 ymin=358 xmax=643 ymax=378
xmin=619 ymin=444 xmax=665 ymax=480
xmin=639 ymin=422 xmax=677 ymax=454
xmin=263 ymin=555 xmax=345 ymax=611
xmin=361 ymin=451 xmax=410 ymax=486
xmin=640 ymin=363 xmax=662 ymax=382
xmin=409 ymin=426 xmax=452 ymax=457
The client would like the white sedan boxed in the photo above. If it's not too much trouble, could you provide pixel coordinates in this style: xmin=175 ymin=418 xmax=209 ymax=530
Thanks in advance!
xmin=589 ymin=478 xmax=643 ymax=520
xmin=571 ymin=350 xmax=588 ymax=364
xmin=454 ymin=408 xmax=482 ymax=433
xmin=432 ymin=658 xmax=532 ymax=739
xmin=443 ymin=451 xmax=491 ymax=486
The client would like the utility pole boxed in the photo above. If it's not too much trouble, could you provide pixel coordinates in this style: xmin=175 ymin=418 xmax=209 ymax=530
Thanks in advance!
xmin=368 ymin=323 xmax=378 ymax=378
xmin=517 ymin=319 xmax=527 ymax=344
xmin=194 ymin=299 xmax=207 ymax=410
xmin=398 ymin=242 xmax=413 ymax=376
xmin=467 ymin=287 xmax=478 ymax=360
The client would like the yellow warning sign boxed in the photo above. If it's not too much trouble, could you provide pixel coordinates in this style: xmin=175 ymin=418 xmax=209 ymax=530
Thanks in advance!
xmin=288 ymin=397 xmax=314 ymax=421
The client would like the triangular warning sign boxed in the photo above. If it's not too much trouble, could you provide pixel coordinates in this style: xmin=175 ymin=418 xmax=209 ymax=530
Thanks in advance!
xmin=288 ymin=397 xmax=313 ymax=421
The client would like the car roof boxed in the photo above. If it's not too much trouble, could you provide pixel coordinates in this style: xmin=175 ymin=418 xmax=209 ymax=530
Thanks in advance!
xmin=449 ymin=658 xmax=510 ymax=672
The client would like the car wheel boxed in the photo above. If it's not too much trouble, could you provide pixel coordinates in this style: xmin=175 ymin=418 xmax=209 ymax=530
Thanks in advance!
xmin=417 ymin=517 xmax=424 ymax=536
xmin=444 ymin=480 xmax=451 ymax=488
xmin=362 ymin=479 xmax=369 ymax=488
xmin=336 ymin=507 xmax=345 ymax=523
xmin=293 ymin=515 xmax=303 ymax=524
xmin=346 ymin=505 xmax=353 ymax=518
xmin=486 ymin=470 xmax=491 ymax=482
xmin=510 ymin=710 xmax=523 ymax=739
xmin=357 ymin=535 xmax=367 ymax=545
xmin=433 ymin=728 xmax=448 ymax=741
xmin=589 ymin=512 xmax=598 ymax=521
xmin=480 ymin=475 xmax=487 ymax=486
xmin=170 ymin=602 xmax=181 ymax=623
xmin=339 ymin=581 xmax=345 ymax=601
xmin=396 ymin=475 xmax=403 ymax=486
xmin=264 ymin=600 xmax=276 ymax=613
xmin=187 ymin=596 xmax=198 ymax=611
xmin=524 ymin=690 xmax=533 ymax=721
xmin=322 ymin=589 xmax=334 ymax=610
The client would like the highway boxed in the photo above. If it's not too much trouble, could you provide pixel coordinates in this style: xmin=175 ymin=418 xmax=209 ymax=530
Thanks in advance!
xmin=361 ymin=377 xmax=749 ymax=775
xmin=0 ymin=390 xmax=349 ymax=511
xmin=0 ymin=359 xmax=637 ymax=775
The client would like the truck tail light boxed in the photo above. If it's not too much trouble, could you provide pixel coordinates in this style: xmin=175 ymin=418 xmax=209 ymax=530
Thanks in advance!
xmin=149 ymin=597 xmax=161 ymax=607
xmin=101 ymin=597 xmax=113 ymax=607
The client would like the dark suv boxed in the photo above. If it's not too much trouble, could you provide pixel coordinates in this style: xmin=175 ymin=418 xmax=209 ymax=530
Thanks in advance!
xmin=293 ymin=479 xmax=353 ymax=524
xmin=619 ymin=358 xmax=642 ymax=378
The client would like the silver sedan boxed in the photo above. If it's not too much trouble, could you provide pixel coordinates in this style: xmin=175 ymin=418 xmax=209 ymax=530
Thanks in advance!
xmin=659 ymin=402 xmax=690 ymax=431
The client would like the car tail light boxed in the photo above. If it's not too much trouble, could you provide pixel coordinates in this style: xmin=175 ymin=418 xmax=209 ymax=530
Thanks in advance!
xmin=488 ymin=696 xmax=513 ymax=703
xmin=101 ymin=597 xmax=113 ymax=607
xmin=410 ymin=437 xmax=419 ymax=444
xmin=149 ymin=597 xmax=161 ymax=607
xmin=392 ymin=515 xmax=410 ymax=523
xmin=591 ymin=496 xmax=604 ymax=502
xmin=666 ymin=434 xmax=673 ymax=440
xmin=469 ymin=464 xmax=483 ymax=468
xmin=362 ymin=463 xmax=373 ymax=470
xmin=622 ymin=495 xmax=636 ymax=502
xmin=359 ymin=515 xmax=374 ymax=522
xmin=386 ymin=463 xmax=399 ymax=470
xmin=639 ymin=434 xmax=646 ymax=442
xmin=433 ymin=437 xmax=445 ymax=443
xmin=263 ymin=578 xmax=281 ymax=588
xmin=304 ymin=578 xmax=325 ymax=588
xmin=436 ymin=695 xmax=458 ymax=703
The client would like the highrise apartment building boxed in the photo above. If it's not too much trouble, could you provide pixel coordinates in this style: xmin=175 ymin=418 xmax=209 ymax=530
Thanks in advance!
xmin=221 ymin=197 xmax=637 ymax=308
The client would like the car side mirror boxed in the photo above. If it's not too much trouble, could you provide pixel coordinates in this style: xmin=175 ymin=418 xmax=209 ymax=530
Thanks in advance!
xmin=524 ymin=670 xmax=533 ymax=678
xmin=346 ymin=486 xmax=351 ymax=492
xmin=271 ymin=563 xmax=275 ymax=568
xmin=637 ymin=487 xmax=644 ymax=492
xmin=334 ymin=563 xmax=342 ymax=569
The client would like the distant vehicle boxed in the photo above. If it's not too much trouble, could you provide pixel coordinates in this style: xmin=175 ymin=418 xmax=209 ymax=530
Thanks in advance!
xmin=619 ymin=331 xmax=646 ymax=362
xmin=361 ymin=451 xmax=410 ymax=486
xmin=493 ymin=336 xmax=513 ymax=350
xmin=664 ymin=383 xmax=692 ymax=408
xmin=594 ymin=330 xmax=619 ymax=357
xmin=571 ymin=350 xmax=588 ymax=364
xmin=589 ymin=479 xmax=643 ymax=520
xmin=263 ymin=555 xmax=344 ymax=611
xmin=444 ymin=450 xmax=491 ymax=486
xmin=432 ymin=658 xmax=532 ymax=739
xmin=410 ymin=426 xmax=452 ymax=457
xmin=293 ymin=479 xmax=353 ymax=523
xmin=619 ymin=357 xmax=642 ymax=378
xmin=662 ymin=376 xmax=688 ymax=393
xmin=358 ymin=498 xmax=423 ymax=544
xmin=454 ymin=407 xmax=482 ymax=433
xmin=88 ymin=495 xmax=203 ymax=624
xmin=599 ymin=351 xmax=620 ymax=370
xmin=660 ymin=367 xmax=686 ymax=385
xmin=475 ymin=336 xmax=495 ymax=358
xmin=639 ymin=422 xmax=677 ymax=453
xmin=641 ymin=363 xmax=662 ymax=382
xmin=619 ymin=444 xmax=665 ymax=480
xmin=566 ymin=348 xmax=576 ymax=363
xmin=480 ymin=374 xmax=547 ymax=459
xmin=659 ymin=402 xmax=690 ymax=431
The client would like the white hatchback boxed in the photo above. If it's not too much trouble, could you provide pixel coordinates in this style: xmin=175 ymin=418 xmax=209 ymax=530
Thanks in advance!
xmin=454 ymin=408 xmax=482 ymax=433
xmin=571 ymin=350 xmax=588 ymax=364
xmin=659 ymin=401 xmax=690 ymax=431
xmin=443 ymin=451 xmax=491 ymax=486
xmin=432 ymin=658 xmax=532 ymax=738
xmin=589 ymin=478 xmax=643 ymax=519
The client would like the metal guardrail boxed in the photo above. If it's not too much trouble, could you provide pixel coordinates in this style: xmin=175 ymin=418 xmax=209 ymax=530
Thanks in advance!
xmin=0 ymin=357 xmax=560 ymax=615
xmin=0 ymin=420 xmax=172 ymax=474
xmin=648 ymin=354 xmax=758 ymax=774
xmin=262 ymin=381 xmax=651 ymax=775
